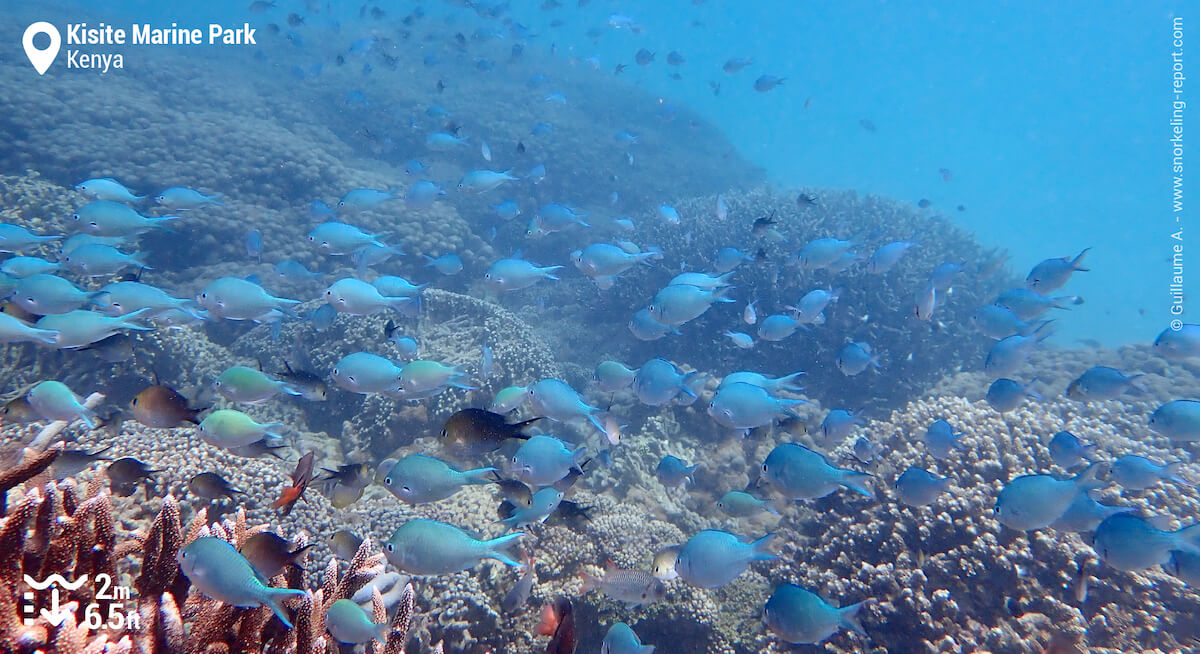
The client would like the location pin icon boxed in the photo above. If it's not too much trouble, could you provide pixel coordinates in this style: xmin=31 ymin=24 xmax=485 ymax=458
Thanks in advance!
xmin=23 ymin=22 xmax=61 ymax=76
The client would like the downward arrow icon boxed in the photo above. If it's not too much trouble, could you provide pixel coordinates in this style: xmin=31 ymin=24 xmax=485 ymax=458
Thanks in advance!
xmin=39 ymin=588 xmax=71 ymax=627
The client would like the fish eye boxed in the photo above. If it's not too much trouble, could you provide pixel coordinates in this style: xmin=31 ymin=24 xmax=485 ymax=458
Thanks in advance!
xmin=337 ymin=201 xmax=345 ymax=207
xmin=386 ymin=543 xmax=393 ymax=552
xmin=384 ymin=477 xmax=391 ymax=485
xmin=512 ymin=456 xmax=518 ymax=463
xmin=762 ymin=463 xmax=768 ymax=472
xmin=332 ymin=368 xmax=338 ymax=376
xmin=72 ymin=214 xmax=80 ymax=220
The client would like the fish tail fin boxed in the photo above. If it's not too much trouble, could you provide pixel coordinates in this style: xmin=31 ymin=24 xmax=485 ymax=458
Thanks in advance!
xmin=79 ymin=405 xmax=98 ymax=429
xmin=778 ymin=371 xmax=806 ymax=391
xmin=750 ymin=533 xmax=778 ymax=561
xmin=483 ymin=532 xmax=525 ymax=566
xmin=587 ymin=413 xmax=607 ymax=435
xmin=839 ymin=470 xmax=875 ymax=497
xmin=463 ymin=467 xmax=499 ymax=485
xmin=264 ymin=422 xmax=286 ymax=438
xmin=838 ymin=601 xmax=867 ymax=635
xmin=679 ymin=371 xmax=702 ymax=398
xmin=33 ymin=329 xmax=60 ymax=346
xmin=711 ymin=287 xmax=737 ymax=304
xmin=1164 ymin=462 xmax=1192 ymax=486
xmin=1072 ymin=247 xmax=1092 ymax=271
xmin=1178 ymin=523 xmax=1200 ymax=551
xmin=374 ymin=623 xmax=390 ymax=645
xmin=261 ymin=587 xmax=306 ymax=629
xmin=1072 ymin=462 xmax=1108 ymax=491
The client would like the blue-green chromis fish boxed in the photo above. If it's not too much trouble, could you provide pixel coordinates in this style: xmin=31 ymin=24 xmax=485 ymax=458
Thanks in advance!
xmin=324 ymin=599 xmax=387 ymax=645
xmin=381 ymin=453 xmax=496 ymax=504
xmin=26 ymin=380 xmax=96 ymax=427
xmin=764 ymin=584 xmax=866 ymax=645
xmin=177 ymin=537 xmax=305 ymax=628
xmin=674 ymin=529 xmax=776 ymax=588
xmin=384 ymin=518 xmax=523 ymax=575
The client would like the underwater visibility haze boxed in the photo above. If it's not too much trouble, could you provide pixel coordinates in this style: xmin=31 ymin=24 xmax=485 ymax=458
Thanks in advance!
xmin=0 ymin=1 xmax=1195 ymax=653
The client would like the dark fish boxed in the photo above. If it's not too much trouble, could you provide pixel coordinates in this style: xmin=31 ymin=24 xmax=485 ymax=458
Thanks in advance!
xmin=517 ymin=141 xmax=526 ymax=154
xmin=248 ymin=0 xmax=276 ymax=13
xmin=613 ymin=63 xmax=626 ymax=75
xmin=440 ymin=409 xmax=540 ymax=458
xmin=502 ymin=554 xmax=536 ymax=613
xmin=1 ymin=302 xmax=39 ymax=322
xmin=92 ymin=407 xmax=125 ymax=437
xmin=635 ymin=49 xmax=654 ymax=65
xmin=552 ymin=460 xmax=588 ymax=492
xmin=106 ymin=456 xmax=156 ymax=486
xmin=859 ymin=118 xmax=877 ymax=132
xmin=277 ymin=360 xmax=327 ymax=401
xmin=494 ymin=475 xmax=534 ymax=508
xmin=317 ymin=462 xmax=373 ymax=489
xmin=130 ymin=384 xmax=201 ymax=428
xmin=330 ymin=529 xmax=363 ymax=559
xmin=51 ymin=445 xmax=112 ymax=478
xmin=188 ymin=471 xmax=244 ymax=500
xmin=796 ymin=193 xmax=818 ymax=207
xmin=1 ymin=392 xmax=41 ymax=426
xmin=552 ymin=500 xmax=593 ymax=528
xmin=286 ymin=12 xmax=305 ymax=26
xmin=751 ymin=210 xmax=778 ymax=236
xmin=436 ymin=79 xmax=445 ymax=93
xmin=370 ymin=6 xmax=384 ymax=19
xmin=79 ymin=333 xmax=134 ymax=363
xmin=229 ymin=437 xmax=287 ymax=459
xmin=957 ymin=204 xmax=967 ymax=212
xmin=539 ymin=596 xmax=576 ymax=654
xmin=272 ymin=450 xmax=315 ymax=515
xmin=708 ymin=81 xmax=720 ymax=96
xmin=239 ymin=531 xmax=313 ymax=578
xmin=917 ymin=198 xmax=932 ymax=209
xmin=666 ymin=51 xmax=685 ymax=66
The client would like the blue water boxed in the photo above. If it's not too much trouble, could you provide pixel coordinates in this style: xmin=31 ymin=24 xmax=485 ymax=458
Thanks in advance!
xmin=16 ymin=0 xmax=1180 ymax=344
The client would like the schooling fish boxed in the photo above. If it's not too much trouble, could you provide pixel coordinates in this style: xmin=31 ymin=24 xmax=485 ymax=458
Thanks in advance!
xmin=215 ymin=365 xmax=303 ymax=404
xmin=893 ymin=467 xmax=951 ymax=507
xmin=655 ymin=455 xmax=696 ymax=488
xmin=484 ymin=258 xmax=563 ymax=292
xmin=759 ymin=443 xmax=873 ymax=500
xmin=197 ymin=277 xmax=299 ymax=321
xmin=75 ymin=178 xmax=145 ymax=203
xmin=1065 ymin=366 xmax=1143 ymax=401
xmin=1149 ymin=399 xmax=1200 ymax=442
xmin=72 ymin=201 xmax=178 ymax=236
xmin=0 ymin=312 xmax=58 ymax=345
xmin=27 ymin=380 xmax=97 ymax=427
xmin=674 ymin=529 xmax=776 ymax=588
xmin=1047 ymin=431 xmax=1098 ymax=469
xmin=381 ymin=453 xmax=496 ymax=504
xmin=835 ymin=342 xmax=881 ymax=376
xmin=1092 ymin=512 xmax=1200 ymax=572
xmin=708 ymin=382 xmax=805 ymax=434
xmin=308 ymin=222 xmax=388 ymax=255
xmin=155 ymin=187 xmax=223 ymax=209
xmin=923 ymin=419 xmax=967 ymax=460
xmin=499 ymin=487 xmax=565 ymax=530
xmin=384 ymin=518 xmax=523 ymax=575
xmin=35 ymin=309 xmax=151 ymax=350
xmin=489 ymin=385 xmax=529 ymax=414
xmin=130 ymin=383 xmax=201 ymax=428
xmin=441 ymin=408 xmax=539 ymax=458
xmin=994 ymin=463 xmax=1106 ymax=530
xmin=764 ymin=584 xmax=866 ymax=645
xmin=198 ymin=409 xmax=284 ymax=449
xmin=512 ymin=435 xmax=587 ymax=487
xmin=330 ymin=352 xmax=404 ymax=395
xmin=1153 ymin=324 xmax=1200 ymax=360
xmin=1109 ymin=455 xmax=1188 ymax=490
xmin=276 ymin=361 xmax=327 ymax=401
xmin=0 ymin=256 xmax=60 ymax=278
xmin=13 ymin=274 xmax=106 ymax=315
xmin=1026 ymin=248 xmax=1090 ymax=292
xmin=177 ymin=537 xmax=306 ymax=628
xmin=188 ymin=471 xmax=244 ymax=500
xmin=986 ymin=378 xmax=1042 ymax=413
xmin=324 ymin=278 xmax=417 ymax=315
xmin=527 ymin=379 xmax=605 ymax=434
xmin=239 ymin=531 xmax=313 ymax=578
xmin=325 ymin=599 xmax=388 ymax=645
